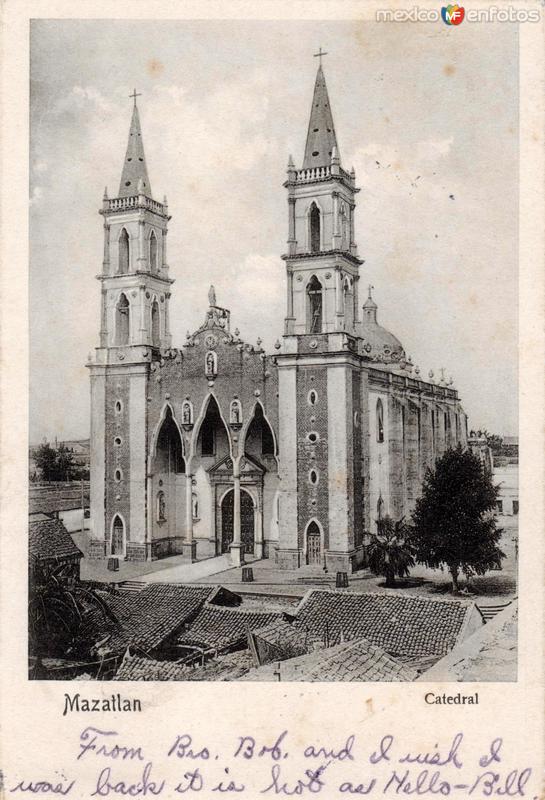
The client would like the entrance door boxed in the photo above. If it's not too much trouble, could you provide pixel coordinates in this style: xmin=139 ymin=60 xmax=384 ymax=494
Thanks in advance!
xmin=241 ymin=491 xmax=255 ymax=555
xmin=306 ymin=521 xmax=321 ymax=565
xmin=221 ymin=489 xmax=255 ymax=555
xmin=111 ymin=515 xmax=124 ymax=556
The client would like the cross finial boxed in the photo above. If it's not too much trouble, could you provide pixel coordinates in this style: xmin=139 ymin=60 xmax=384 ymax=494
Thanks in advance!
xmin=313 ymin=47 xmax=328 ymax=67
xmin=367 ymin=284 xmax=375 ymax=299
xmin=129 ymin=88 xmax=142 ymax=108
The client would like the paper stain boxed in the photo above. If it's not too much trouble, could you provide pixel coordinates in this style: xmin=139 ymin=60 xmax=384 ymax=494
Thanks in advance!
xmin=148 ymin=59 xmax=164 ymax=77
xmin=443 ymin=64 xmax=456 ymax=77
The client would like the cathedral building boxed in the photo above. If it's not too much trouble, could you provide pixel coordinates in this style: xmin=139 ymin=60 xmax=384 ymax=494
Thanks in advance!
xmin=88 ymin=63 xmax=468 ymax=573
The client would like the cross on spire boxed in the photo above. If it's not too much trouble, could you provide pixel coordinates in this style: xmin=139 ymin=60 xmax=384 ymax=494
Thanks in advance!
xmin=129 ymin=88 xmax=142 ymax=108
xmin=313 ymin=47 xmax=328 ymax=66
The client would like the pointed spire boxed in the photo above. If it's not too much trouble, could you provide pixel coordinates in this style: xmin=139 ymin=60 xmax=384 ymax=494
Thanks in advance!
xmin=302 ymin=64 xmax=339 ymax=169
xmin=118 ymin=97 xmax=152 ymax=198
xmin=363 ymin=284 xmax=378 ymax=324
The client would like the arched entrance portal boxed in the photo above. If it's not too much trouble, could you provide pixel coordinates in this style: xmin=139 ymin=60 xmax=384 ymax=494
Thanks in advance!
xmin=221 ymin=489 xmax=254 ymax=555
xmin=306 ymin=520 xmax=321 ymax=565
xmin=111 ymin=515 xmax=125 ymax=556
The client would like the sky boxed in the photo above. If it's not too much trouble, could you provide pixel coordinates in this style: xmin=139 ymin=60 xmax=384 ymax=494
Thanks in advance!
xmin=30 ymin=19 xmax=518 ymax=443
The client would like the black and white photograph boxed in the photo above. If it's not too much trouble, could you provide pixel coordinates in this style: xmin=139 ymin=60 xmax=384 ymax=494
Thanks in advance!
xmin=28 ymin=17 xmax=519 ymax=684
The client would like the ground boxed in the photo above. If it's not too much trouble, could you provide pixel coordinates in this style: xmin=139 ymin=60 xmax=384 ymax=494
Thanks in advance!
xmin=74 ymin=524 xmax=517 ymax=606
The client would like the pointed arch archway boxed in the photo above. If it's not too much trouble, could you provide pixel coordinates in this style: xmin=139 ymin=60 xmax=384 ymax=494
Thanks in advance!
xmin=308 ymin=201 xmax=321 ymax=253
xmin=241 ymin=402 xmax=278 ymax=462
xmin=191 ymin=394 xmax=232 ymax=461
xmin=304 ymin=518 xmax=324 ymax=566
xmin=118 ymin=228 xmax=130 ymax=274
xmin=307 ymin=275 xmax=323 ymax=334
xmin=115 ymin=293 xmax=130 ymax=345
xmin=110 ymin=513 xmax=126 ymax=557
xmin=152 ymin=404 xmax=185 ymax=473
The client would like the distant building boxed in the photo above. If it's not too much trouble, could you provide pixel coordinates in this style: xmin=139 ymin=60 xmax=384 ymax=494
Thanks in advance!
xmin=493 ymin=436 xmax=518 ymax=520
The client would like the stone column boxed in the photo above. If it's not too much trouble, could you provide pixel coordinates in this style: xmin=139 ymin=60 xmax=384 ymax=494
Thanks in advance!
xmin=254 ymin=488 xmax=264 ymax=559
xmin=164 ymin=292 xmax=172 ymax=347
xmin=99 ymin=288 xmax=108 ymax=348
xmin=182 ymin=472 xmax=197 ymax=561
xmin=288 ymin=197 xmax=296 ymax=256
xmin=332 ymin=192 xmax=341 ymax=249
xmin=139 ymin=285 xmax=147 ymax=344
xmin=230 ymin=459 xmax=245 ymax=566
xmin=103 ymin=223 xmax=110 ymax=274
xmin=335 ymin=266 xmax=344 ymax=330
xmin=349 ymin=203 xmax=356 ymax=255
xmin=162 ymin=228 xmax=167 ymax=268
xmin=137 ymin=218 xmax=146 ymax=269
xmin=285 ymin=267 xmax=295 ymax=335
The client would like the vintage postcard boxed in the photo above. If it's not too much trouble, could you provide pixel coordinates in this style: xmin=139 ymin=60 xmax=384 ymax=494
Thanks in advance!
xmin=1 ymin=0 xmax=544 ymax=796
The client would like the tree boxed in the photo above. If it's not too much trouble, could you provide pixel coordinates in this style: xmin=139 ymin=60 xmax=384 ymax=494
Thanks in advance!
xmin=33 ymin=442 xmax=58 ymax=481
xmin=33 ymin=441 xmax=82 ymax=481
xmin=29 ymin=562 xmax=118 ymax=661
xmin=411 ymin=445 xmax=504 ymax=593
xmin=367 ymin=516 xmax=415 ymax=588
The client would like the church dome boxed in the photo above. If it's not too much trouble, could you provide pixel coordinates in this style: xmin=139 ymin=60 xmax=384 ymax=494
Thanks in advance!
xmin=361 ymin=289 xmax=405 ymax=362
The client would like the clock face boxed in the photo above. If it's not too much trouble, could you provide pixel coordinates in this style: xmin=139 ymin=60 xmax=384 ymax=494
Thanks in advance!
xmin=205 ymin=333 xmax=218 ymax=349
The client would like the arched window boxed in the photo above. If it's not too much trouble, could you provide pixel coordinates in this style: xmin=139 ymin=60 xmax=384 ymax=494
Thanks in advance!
xmin=308 ymin=389 xmax=318 ymax=406
xmin=111 ymin=515 xmax=125 ymax=556
xmin=377 ymin=495 xmax=385 ymax=521
xmin=149 ymin=231 xmax=158 ymax=272
xmin=376 ymin=399 xmax=384 ymax=443
xmin=115 ymin=293 xmax=130 ymax=346
xmin=156 ymin=491 xmax=166 ymax=522
xmin=307 ymin=275 xmax=323 ymax=334
xmin=118 ymin=228 xmax=130 ymax=274
xmin=309 ymin=202 xmax=321 ymax=253
xmin=151 ymin=300 xmax=160 ymax=347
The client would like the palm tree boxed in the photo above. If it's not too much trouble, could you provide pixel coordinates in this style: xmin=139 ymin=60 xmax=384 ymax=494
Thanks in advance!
xmin=367 ymin=516 xmax=415 ymax=588
xmin=29 ymin=562 xmax=118 ymax=661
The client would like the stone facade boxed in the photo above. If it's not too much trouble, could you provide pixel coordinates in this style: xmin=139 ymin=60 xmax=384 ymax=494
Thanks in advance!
xmin=88 ymin=63 xmax=468 ymax=571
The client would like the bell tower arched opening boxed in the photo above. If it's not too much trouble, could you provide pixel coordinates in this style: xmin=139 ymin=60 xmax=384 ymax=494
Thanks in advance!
xmin=118 ymin=228 xmax=130 ymax=274
xmin=307 ymin=275 xmax=323 ymax=334
xmin=309 ymin=202 xmax=321 ymax=253
xmin=149 ymin=230 xmax=158 ymax=272
xmin=115 ymin=293 xmax=130 ymax=345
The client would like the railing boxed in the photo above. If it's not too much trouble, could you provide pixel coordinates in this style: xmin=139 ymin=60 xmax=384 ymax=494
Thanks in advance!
xmin=106 ymin=195 xmax=166 ymax=215
xmin=295 ymin=165 xmax=353 ymax=183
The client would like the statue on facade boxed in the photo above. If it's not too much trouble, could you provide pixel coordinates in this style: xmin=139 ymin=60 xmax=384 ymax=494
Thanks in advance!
xmin=208 ymin=285 xmax=216 ymax=307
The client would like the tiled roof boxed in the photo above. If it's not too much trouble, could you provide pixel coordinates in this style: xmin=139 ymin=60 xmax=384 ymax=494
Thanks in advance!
xmin=243 ymin=637 xmax=417 ymax=682
xmin=30 ymin=487 xmax=89 ymax=515
xmin=251 ymin=618 xmax=310 ymax=664
xmin=100 ymin=584 xmax=213 ymax=655
xmin=178 ymin=605 xmax=283 ymax=651
xmin=299 ymin=638 xmax=418 ymax=682
xmin=29 ymin=518 xmax=83 ymax=562
xmin=114 ymin=650 xmax=253 ymax=682
xmin=115 ymin=653 xmax=191 ymax=681
xmin=293 ymin=590 xmax=474 ymax=659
